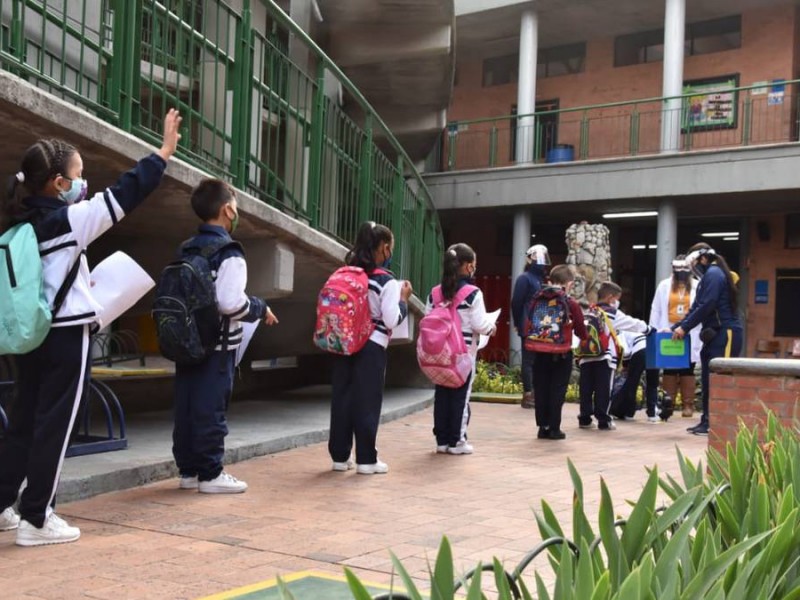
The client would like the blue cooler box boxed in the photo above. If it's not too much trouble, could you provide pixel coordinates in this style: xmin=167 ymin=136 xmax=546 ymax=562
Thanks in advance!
xmin=646 ymin=332 xmax=691 ymax=370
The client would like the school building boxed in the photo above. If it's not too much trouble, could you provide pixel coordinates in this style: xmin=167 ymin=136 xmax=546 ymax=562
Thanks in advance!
xmin=423 ymin=0 xmax=800 ymax=361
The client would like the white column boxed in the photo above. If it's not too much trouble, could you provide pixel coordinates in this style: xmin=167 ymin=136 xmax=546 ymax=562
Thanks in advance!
xmin=515 ymin=8 xmax=538 ymax=164
xmin=656 ymin=200 xmax=678 ymax=283
xmin=510 ymin=210 xmax=531 ymax=364
xmin=660 ymin=0 xmax=686 ymax=153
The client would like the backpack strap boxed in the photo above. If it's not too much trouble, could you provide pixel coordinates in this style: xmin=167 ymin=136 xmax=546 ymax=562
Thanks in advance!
xmin=51 ymin=254 xmax=83 ymax=318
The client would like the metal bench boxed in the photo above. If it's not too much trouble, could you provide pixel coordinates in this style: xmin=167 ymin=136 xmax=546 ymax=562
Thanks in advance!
xmin=0 ymin=355 xmax=127 ymax=456
xmin=91 ymin=330 xmax=146 ymax=367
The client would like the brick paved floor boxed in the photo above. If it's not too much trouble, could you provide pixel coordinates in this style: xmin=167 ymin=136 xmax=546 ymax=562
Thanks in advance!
xmin=0 ymin=402 xmax=707 ymax=599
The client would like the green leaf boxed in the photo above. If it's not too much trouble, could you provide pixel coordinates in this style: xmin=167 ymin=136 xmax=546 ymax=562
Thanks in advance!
xmin=343 ymin=569 xmax=376 ymax=600
xmin=653 ymin=485 xmax=718 ymax=590
xmin=534 ymin=572 xmax=552 ymax=600
xmin=465 ymin=562 xmax=483 ymax=600
xmin=589 ymin=570 xmax=611 ymax=600
xmin=276 ymin=576 xmax=297 ymax=600
xmin=680 ymin=530 xmax=774 ymax=600
xmin=620 ymin=467 xmax=658 ymax=564
xmin=493 ymin=558 xmax=514 ymax=600
xmin=575 ymin=539 xmax=596 ymax=600
xmin=517 ymin=574 xmax=535 ymax=600
xmin=598 ymin=478 xmax=628 ymax=590
xmin=553 ymin=541 xmax=575 ymax=600
xmin=389 ymin=552 xmax=424 ymax=600
xmin=431 ymin=537 xmax=454 ymax=600
xmin=641 ymin=486 xmax=700 ymax=556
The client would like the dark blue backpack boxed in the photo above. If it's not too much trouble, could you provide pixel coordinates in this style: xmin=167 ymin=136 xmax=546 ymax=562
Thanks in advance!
xmin=152 ymin=238 xmax=242 ymax=365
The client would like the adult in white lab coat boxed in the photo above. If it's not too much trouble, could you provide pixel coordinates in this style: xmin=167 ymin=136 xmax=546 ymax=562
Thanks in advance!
xmin=645 ymin=256 xmax=702 ymax=418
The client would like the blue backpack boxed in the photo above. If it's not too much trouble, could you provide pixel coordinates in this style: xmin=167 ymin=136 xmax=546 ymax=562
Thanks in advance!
xmin=0 ymin=223 xmax=79 ymax=355
xmin=152 ymin=238 xmax=242 ymax=365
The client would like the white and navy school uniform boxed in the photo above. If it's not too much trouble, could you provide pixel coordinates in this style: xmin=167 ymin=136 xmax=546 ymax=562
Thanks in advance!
xmin=328 ymin=268 xmax=407 ymax=466
xmin=577 ymin=304 xmax=651 ymax=427
xmin=0 ymin=154 xmax=166 ymax=528
xmin=424 ymin=279 xmax=495 ymax=448
xmin=172 ymin=224 xmax=268 ymax=482
xmin=609 ymin=330 xmax=649 ymax=419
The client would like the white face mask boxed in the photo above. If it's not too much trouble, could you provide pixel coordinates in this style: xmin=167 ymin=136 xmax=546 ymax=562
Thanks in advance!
xmin=611 ymin=300 xmax=620 ymax=310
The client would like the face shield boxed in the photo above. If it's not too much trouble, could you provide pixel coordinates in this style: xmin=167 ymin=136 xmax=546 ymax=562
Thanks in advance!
xmin=526 ymin=244 xmax=551 ymax=266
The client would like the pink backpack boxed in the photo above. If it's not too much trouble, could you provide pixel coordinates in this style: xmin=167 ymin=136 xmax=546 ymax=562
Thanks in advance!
xmin=417 ymin=284 xmax=477 ymax=388
xmin=313 ymin=266 xmax=387 ymax=355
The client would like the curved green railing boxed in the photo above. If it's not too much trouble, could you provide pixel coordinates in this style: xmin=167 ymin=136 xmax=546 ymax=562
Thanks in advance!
xmin=429 ymin=78 xmax=800 ymax=171
xmin=0 ymin=0 xmax=444 ymax=293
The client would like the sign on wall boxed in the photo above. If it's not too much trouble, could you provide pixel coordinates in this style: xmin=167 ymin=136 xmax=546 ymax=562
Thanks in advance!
xmin=755 ymin=280 xmax=769 ymax=304
xmin=682 ymin=74 xmax=739 ymax=132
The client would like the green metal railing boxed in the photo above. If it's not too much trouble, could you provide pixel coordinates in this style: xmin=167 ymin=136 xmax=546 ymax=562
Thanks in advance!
xmin=429 ymin=79 xmax=800 ymax=172
xmin=0 ymin=0 xmax=444 ymax=293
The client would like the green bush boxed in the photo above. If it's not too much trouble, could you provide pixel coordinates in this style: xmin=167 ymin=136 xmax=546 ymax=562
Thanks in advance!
xmin=338 ymin=412 xmax=800 ymax=599
xmin=472 ymin=361 xmax=523 ymax=395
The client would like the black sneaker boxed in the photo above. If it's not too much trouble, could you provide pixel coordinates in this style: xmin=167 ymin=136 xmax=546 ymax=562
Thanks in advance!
xmin=687 ymin=422 xmax=703 ymax=432
xmin=598 ymin=422 xmax=617 ymax=431
xmin=691 ymin=424 xmax=709 ymax=436
xmin=548 ymin=430 xmax=566 ymax=440
xmin=537 ymin=427 xmax=550 ymax=439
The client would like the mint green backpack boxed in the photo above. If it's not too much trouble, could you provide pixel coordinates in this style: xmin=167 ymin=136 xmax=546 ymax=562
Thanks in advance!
xmin=0 ymin=223 xmax=52 ymax=355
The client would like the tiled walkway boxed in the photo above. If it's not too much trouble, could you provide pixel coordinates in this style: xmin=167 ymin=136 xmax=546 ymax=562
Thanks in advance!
xmin=0 ymin=402 xmax=706 ymax=599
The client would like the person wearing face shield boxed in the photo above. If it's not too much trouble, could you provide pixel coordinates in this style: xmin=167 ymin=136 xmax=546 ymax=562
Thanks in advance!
xmin=672 ymin=243 xmax=743 ymax=435
xmin=511 ymin=245 xmax=551 ymax=409
xmin=644 ymin=256 xmax=703 ymax=422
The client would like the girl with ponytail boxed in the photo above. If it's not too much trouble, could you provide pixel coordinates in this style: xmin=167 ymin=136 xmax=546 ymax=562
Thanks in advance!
xmin=329 ymin=221 xmax=412 ymax=475
xmin=424 ymin=243 xmax=497 ymax=455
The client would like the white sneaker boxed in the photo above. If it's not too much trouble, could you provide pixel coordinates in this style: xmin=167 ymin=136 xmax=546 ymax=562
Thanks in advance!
xmin=447 ymin=442 xmax=474 ymax=455
xmin=0 ymin=507 xmax=20 ymax=531
xmin=435 ymin=445 xmax=448 ymax=454
xmin=179 ymin=476 xmax=198 ymax=490
xmin=599 ymin=421 xmax=617 ymax=431
xmin=332 ymin=459 xmax=354 ymax=472
xmin=647 ymin=416 xmax=660 ymax=424
xmin=16 ymin=513 xmax=80 ymax=547
xmin=198 ymin=472 xmax=248 ymax=494
xmin=356 ymin=460 xmax=389 ymax=475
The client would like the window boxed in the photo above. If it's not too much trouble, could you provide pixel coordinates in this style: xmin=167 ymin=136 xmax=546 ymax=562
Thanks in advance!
xmin=689 ymin=16 xmax=741 ymax=56
xmin=615 ymin=15 xmax=741 ymax=67
xmin=775 ymin=269 xmax=800 ymax=336
xmin=482 ymin=54 xmax=517 ymax=87
xmin=538 ymin=43 xmax=586 ymax=78
xmin=786 ymin=213 xmax=800 ymax=249
xmin=483 ymin=43 xmax=586 ymax=86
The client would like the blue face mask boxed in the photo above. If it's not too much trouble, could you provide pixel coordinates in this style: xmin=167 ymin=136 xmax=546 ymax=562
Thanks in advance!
xmin=59 ymin=177 xmax=88 ymax=205
xmin=380 ymin=251 xmax=393 ymax=269
xmin=692 ymin=263 xmax=708 ymax=278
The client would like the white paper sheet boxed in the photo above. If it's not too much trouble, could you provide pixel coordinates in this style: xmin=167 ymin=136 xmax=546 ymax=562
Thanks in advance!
xmin=235 ymin=320 xmax=260 ymax=367
xmin=90 ymin=252 xmax=155 ymax=328
xmin=389 ymin=314 xmax=412 ymax=345
xmin=477 ymin=309 xmax=502 ymax=350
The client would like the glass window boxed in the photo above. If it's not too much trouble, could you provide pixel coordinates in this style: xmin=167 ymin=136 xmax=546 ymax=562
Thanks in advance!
xmin=615 ymin=15 xmax=741 ymax=66
xmin=539 ymin=43 xmax=586 ymax=78
xmin=482 ymin=54 xmax=518 ymax=87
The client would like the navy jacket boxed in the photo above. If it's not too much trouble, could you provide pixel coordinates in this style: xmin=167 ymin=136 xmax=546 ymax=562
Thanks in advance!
xmin=676 ymin=264 xmax=742 ymax=332
xmin=511 ymin=265 xmax=545 ymax=333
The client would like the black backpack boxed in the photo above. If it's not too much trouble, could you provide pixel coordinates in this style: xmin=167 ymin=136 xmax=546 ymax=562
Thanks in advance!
xmin=152 ymin=238 xmax=242 ymax=365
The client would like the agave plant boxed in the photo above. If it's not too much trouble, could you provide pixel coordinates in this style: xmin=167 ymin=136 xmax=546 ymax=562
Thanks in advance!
xmin=341 ymin=412 xmax=800 ymax=600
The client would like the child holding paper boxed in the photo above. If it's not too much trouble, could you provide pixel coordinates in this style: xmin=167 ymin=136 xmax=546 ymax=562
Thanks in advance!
xmin=171 ymin=179 xmax=278 ymax=494
xmin=424 ymin=243 xmax=497 ymax=455
xmin=0 ymin=110 xmax=181 ymax=546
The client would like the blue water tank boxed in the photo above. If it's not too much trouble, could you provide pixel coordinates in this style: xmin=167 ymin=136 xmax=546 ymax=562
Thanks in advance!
xmin=546 ymin=144 xmax=574 ymax=163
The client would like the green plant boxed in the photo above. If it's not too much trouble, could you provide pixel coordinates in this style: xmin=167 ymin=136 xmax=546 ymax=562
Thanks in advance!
xmin=472 ymin=361 xmax=523 ymax=395
xmin=344 ymin=412 xmax=800 ymax=599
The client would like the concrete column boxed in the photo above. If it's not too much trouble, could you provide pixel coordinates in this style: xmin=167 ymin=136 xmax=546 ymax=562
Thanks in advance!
xmin=510 ymin=209 xmax=531 ymax=363
xmin=660 ymin=0 xmax=686 ymax=153
xmin=515 ymin=8 xmax=538 ymax=164
xmin=656 ymin=200 xmax=678 ymax=283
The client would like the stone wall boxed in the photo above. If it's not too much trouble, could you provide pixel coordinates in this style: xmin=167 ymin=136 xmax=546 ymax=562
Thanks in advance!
xmin=565 ymin=222 xmax=612 ymax=305
xmin=709 ymin=358 xmax=800 ymax=454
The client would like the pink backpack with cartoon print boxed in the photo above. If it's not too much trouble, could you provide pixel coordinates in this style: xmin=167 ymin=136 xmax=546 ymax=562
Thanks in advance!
xmin=417 ymin=284 xmax=477 ymax=388
xmin=313 ymin=266 xmax=386 ymax=355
